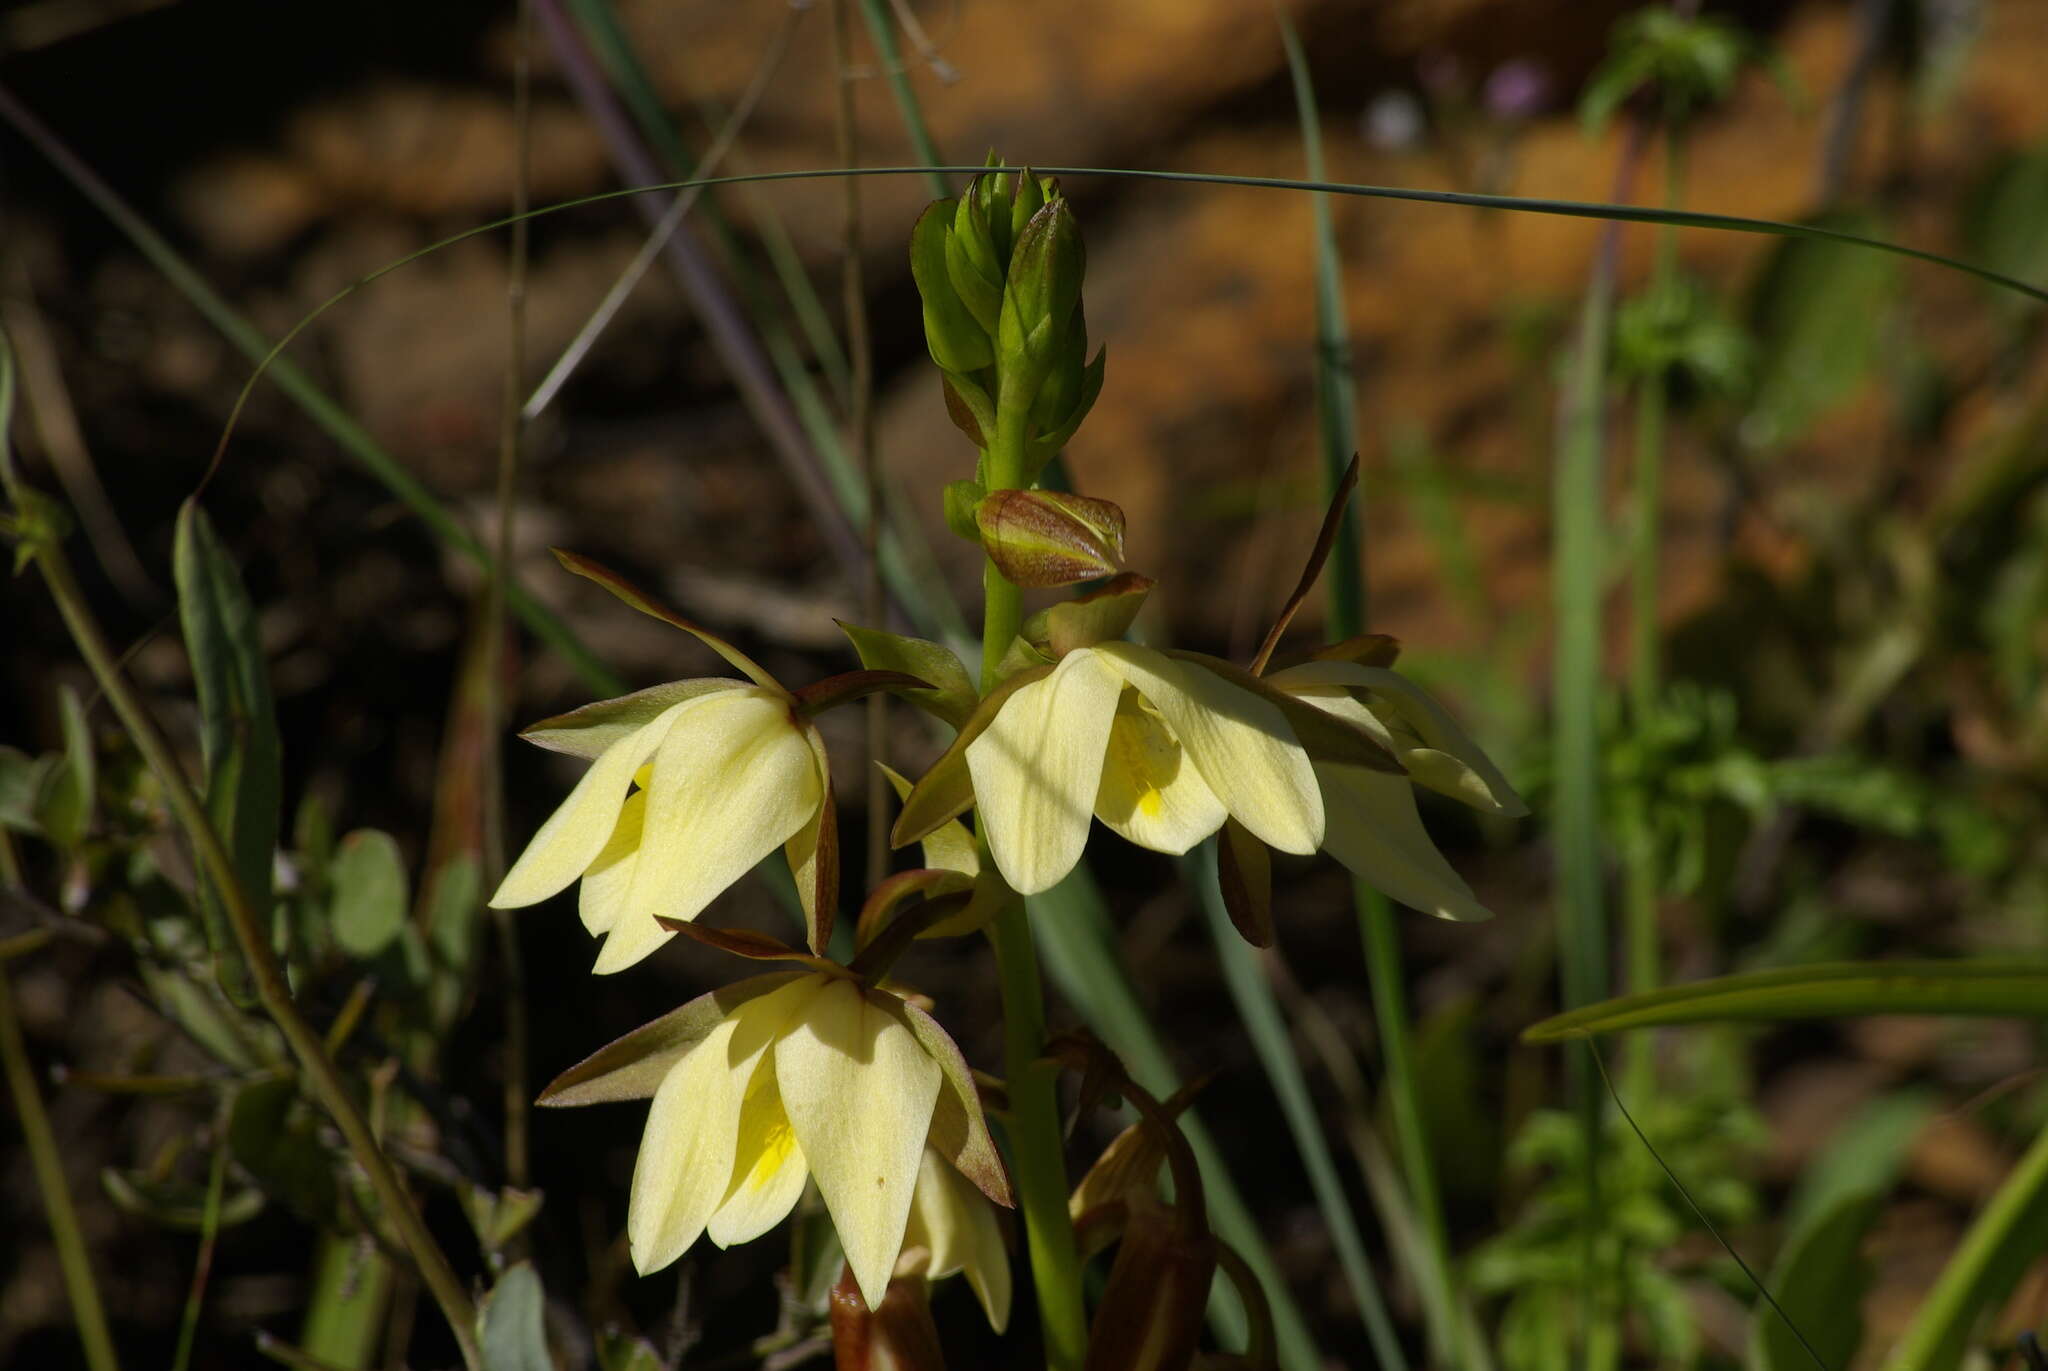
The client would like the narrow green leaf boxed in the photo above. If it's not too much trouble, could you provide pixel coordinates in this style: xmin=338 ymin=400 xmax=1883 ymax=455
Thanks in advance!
xmin=1192 ymin=843 xmax=1409 ymax=1371
xmin=1524 ymin=961 xmax=2048 ymax=1041
xmin=330 ymin=830 xmax=409 ymax=961
xmin=1884 ymin=1122 xmax=2048 ymax=1371
xmin=300 ymin=1230 xmax=392 ymax=1370
xmin=228 ymin=1078 xmax=338 ymax=1227
xmin=1745 ymin=210 xmax=1900 ymax=451
xmin=36 ymin=685 xmax=95 ymax=849
xmin=477 ymin=1262 xmax=551 ymax=1371
xmin=0 ymin=745 xmax=50 ymax=833
xmin=1747 ymin=1190 xmax=1879 ymax=1371
xmin=174 ymin=500 xmax=278 ymax=1004
xmin=836 ymin=622 xmax=977 ymax=728
xmin=100 ymin=1166 xmax=265 ymax=1231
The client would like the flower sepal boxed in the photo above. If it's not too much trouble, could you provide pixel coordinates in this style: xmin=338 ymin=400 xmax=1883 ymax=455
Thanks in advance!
xmin=1018 ymin=572 xmax=1154 ymax=657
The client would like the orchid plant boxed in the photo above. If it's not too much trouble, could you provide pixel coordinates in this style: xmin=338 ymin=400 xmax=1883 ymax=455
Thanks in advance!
xmin=498 ymin=164 xmax=1522 ymax=1371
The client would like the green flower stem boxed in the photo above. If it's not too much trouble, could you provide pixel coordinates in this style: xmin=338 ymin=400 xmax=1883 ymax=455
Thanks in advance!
xmin=978 ymin=395 xmax=1085 ymax=1371
xmin=979 ymin=403 xmax=1032 ymax=691
xmin=0 ymin=964 xmax=121 ymax=1371
xmin=9 ymin=522 xmax=482 ymax=1371
xmin=989 ymin=895 xmax=1088 ymax=1371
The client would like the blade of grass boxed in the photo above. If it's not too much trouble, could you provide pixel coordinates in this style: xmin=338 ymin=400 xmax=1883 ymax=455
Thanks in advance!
xmin=855 ymin=0 xmax=949 ymax=198
xmin=170 ymin=1135 xmax=230 ymax=1371
xmin=486 ymin=0 xmax=537 ymax=1194
xmin=1884 ymin=1120 xmax=2048 ymax=1371
xmin=0 ymin=85 xmax=623 ymax=700
xmin=523 ymin=0 xmax=801 ymax=420
xmin=1523 ymin=961 xmax=2048 ymax=1040
xmin=1550 ymin=122 xmax=1643 ymax=1371
xmin=1274 ymin=12 xmax=1464 ymax=1364
xmin=1028 ymin=868 xmax=1322 ymax=1371
xmin=1191 ymin=845 xmax=1409 ymax=1371
xmin=0 ymin=962 xmax=121 ymax=1371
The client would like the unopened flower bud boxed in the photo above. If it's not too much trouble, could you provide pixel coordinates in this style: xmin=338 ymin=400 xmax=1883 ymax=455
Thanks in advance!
xmin=1083 ymin=1218 xmax=1216 ymax=1371
xmin=910 ymin=200 xmax=993 ymax=375
xmin=975 ymin=489 xmax=1123 ymax=588
xmin=997 ymin=196 xmax=1085 ymax=413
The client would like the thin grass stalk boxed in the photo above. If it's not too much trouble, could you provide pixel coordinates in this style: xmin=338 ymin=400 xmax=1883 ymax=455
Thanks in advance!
xmin=0 ymin=965 xmax=121 ymax=1371
xmin=1276 ymin=14 xmax=1464 ymax=1364
xmin=854 ymin=0 xmax=950 ymax=199
xmin=485 ymin=0 xmax=536 ymax=1194
xmin=0 ymin=86 xmax=623 ymax=700
xmin=0 ymin=411 xmax=482 ymax=1366
xmin=1623 ymin=118 xmax=1688 ymax=1093
xmin=169 ymin=1133 xmax=230 ymax=1371
xmin=1554 ymin=128 xmax=1645 ymax=1371
xmin=530 ymin=0 xmax=883 ymax=592
xmin=524 ymin=3 xmax=800 ymax=421
xmin=1192 ymin=850 xmax=1409 ymax=1371
xmin=829 ymin=0 xmax=890 ymax=895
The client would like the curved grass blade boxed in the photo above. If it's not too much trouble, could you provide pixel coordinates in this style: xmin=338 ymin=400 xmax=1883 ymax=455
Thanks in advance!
xmin=1524 ymin=961 xmax=2048 ymax=1042
xmin=1191 ymin=843 xmax=1409 ymax=1371
xmin=1882 ymin=1118 xmax=2048 ymax=1371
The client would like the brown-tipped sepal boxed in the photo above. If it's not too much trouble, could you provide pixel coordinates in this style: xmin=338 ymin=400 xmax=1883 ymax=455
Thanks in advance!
xmin=1019 ymin=573 xmax=1154 ymax=657
xmin=976 ymin=489 xmax=1125 ymax=588
xmin=1215 ymin=818 xmax=1274 ymax=948
xmin=552 ymin=548 xmax=782 ymax=691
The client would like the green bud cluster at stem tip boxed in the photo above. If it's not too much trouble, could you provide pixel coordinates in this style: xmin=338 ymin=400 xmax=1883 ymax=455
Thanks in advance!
xmin=909 ymin=155 xmax=1105 ymax=494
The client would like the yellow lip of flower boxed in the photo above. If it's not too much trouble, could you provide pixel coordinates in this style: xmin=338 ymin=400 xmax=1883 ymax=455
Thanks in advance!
xmin=898 ymin=1145 xmax=1012 ymax=1332
xmin=488 ymin=681 xmax=826 ymax=973
xmin=962 ymin=641 xmax=1324 ymax=895
xmin=1265 ymin=660 xmax=1526 ymax=923
xmin=625 ymin=973 xmax=961 ymax=1311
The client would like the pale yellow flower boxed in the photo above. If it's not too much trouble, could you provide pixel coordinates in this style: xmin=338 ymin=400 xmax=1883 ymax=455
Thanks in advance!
xmin=490 ymin=681 xmax=827 ymax=972
xmin=965 ymin=642 xmax=1322 ymax=895
xmin=626 ymin=973 xmax=999 ymax=1311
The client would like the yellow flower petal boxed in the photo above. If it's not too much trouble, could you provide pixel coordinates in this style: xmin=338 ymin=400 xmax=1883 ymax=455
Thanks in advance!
xmin=902 ymin=1149 xmax=1011 ymax=1333
xmin=773 ymin=980 xmax=942 ymax=1311
xmin=1095 ymin=642 xmax=1323 ymax=855
xmin=627 ymin=1018 xmax=741 ymax=1274
xmin=1317 ymin=763 xmax=1494 ymax=922
xmin=706 ymin=1052 xmax=810 ymax=1248
xmin=577 ymin=789 xmax=645 ymax=935
xmin=1094 ymin=691 xmax=1227 ymax=855
xmin=965 ymin=648 xmax=1123 ymax=895
xmin=491 ymin=697 xmax=698 ymax=909
xmin=604 ymin=690 xmax=823 ymax=973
